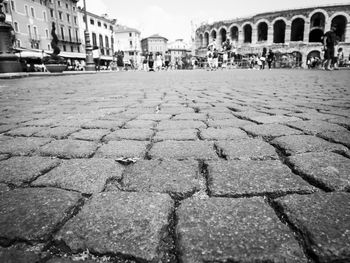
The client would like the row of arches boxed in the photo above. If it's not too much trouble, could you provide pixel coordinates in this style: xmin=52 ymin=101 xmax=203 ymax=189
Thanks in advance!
xmin=198 ymin=10 xmax=349 ymax=48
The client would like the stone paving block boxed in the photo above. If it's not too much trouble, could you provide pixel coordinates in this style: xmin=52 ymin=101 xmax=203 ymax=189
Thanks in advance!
xmin=287 ymin=120 xmax=348 ymax=135
xmin=177 ymin=197 xmax=307 ymax=263
xmin=207 ymin=118 xmax=254 ymax=128
xmin=232 ymin=110 xmax=271 ymax=119
xmin=95 ymin=140 xmax=149 ymax=159
xmin=69 ymin=129 xmax=110 ymax=141
xmin=149 ymin=141 xmax=218 ymax=160
xmin=0 ymin=247 xmax=41 ymax=263
xmin=274 ymin=192 xmax=350 ymax=263
xmin=200 ymin=127 xmax=249 ymax=140
xmin=287 ymin=152 xmax=350 ymax=191
xmin=173 ymin=113 xmax=207 ymax=120
xmin=318 ymin=130 xmax=350 ymax=148
xmin=215 ymin=139 xmax=278 ymax=160
xmin=136 ymin=114 xmax=172 ymax=121
xmin=153 ymin=129 xmax=198 ymax=141
xmin=0 ymin=154 xmax=9 ymax=161
xmin=120 ymin=160 xmax=203 ymax=198
xmin=32 ymin=158 xmax=123 ymax=194
xmin=157 ymin=120 xmax=206 ymax=130
xmin=242 ymin=123 xmax=303 ymax=140
xmin=81 ymin=120 xmax=124 ymax=130
xmin=327 ymin=116 xmax=350 ymax=129
xmin=34 ymin=126 xmax=80 ymax=139
xmin=249 ymin=115 xmax=301 ymax=124
xmin=0 ymin=188 xmax=81 ymax=243
xmin=159 ymin=107 xmax=195 ymax=114
xmin=123 ymin=120 xmax=155 ymax=129
xmin=207 ymin=112 xmax=235 ymax=120
xmin=0 ymin=183 xmax=10 ymax=194
xmin=104 ymin=128 xmax=153 ymax=141
xmin=207 ymin=160 xmax=315 ymax=197
xmin=23 ymin=118 xmax=60 ymax=127
xmin=55 ymin=192 xmax=173 ymax=262
xmin=271 ymin=135 xmax=349 ymax=156
xmin=287 ymin=111 xmax=334 ymax=121
xmin=0 ymin=124 xmax=17 ymax=133
xmin=39 ymin=139 xmax=98 ymax=159
xmin=5 ymin=126 xmax=44 ymax=137
xmin=0 ymin=156 xmax=60 ymax=186
xmin=0 ymin=136 xmax=52 ymax=155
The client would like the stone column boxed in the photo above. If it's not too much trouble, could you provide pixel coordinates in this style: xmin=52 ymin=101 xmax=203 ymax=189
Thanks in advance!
xmin=285 ymin=22 xmax=291 ymax=43
xmin=252 ymin=25 xmax=258 ymax=44
xmin=238 ymin=28 xmax=244 ymax=46
xmin=303 ymin=21 xmax=310 ymax=43
xmin=267 ymin=25 xmax=274 ymax=44
xmin=345 ymin=22 xmax=350 ymax=42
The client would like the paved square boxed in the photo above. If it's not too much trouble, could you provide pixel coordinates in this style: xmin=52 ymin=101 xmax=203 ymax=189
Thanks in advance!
xmin=0 ymin=70 xmax=349 ymax=262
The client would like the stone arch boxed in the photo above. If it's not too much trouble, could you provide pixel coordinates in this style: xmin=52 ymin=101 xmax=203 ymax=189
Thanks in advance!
xmin=198 ymin=34 xmax=204 ymax=47
xmin=229 ymin=24 xmax=239 ymax=42
xmin=210 ymin=29 xmax=217 ymax=41
xmin=310 ymin=11 xmax=326 ymax=29
xmin=218 ymin=27 xmax=228 ymax=47
xmin=242 ymin=22 xmax=253 ymax=43
xmin=307 ymin=50 xmax=321 ymax=59
xmin=204 ymin=32 xmax=210 ymax=47
xmin=331 ymin=14 xmax=348 ymax=42
xmin=257 ymin=20 xmax=268 ymax=42
xmin=308 ymin=8 xmax=329 ymax=22
xmin=273 ymin=19 xmax=286 ymax=43
xmin=291 ymin=17 xmax=305 ymax=41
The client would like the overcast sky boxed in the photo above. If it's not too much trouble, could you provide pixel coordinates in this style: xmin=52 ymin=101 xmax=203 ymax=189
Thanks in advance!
xmin=79 ymin=0 xmax=350 ymax=42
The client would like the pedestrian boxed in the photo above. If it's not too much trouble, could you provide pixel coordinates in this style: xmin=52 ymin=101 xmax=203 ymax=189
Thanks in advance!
xmin=267 ymin=49 xmax=274 ymax=70
xmin=334 ymin=47 xmax=344 ymax=69
xmin=116 ymin=50 xmax=124 ymax=71
xmin=92 ymin=46 xmax=101 ymax=71
xmin=207 ymin=47 xmax=213 ymax=70
xmin=155 ymin=52 xmax=163 ymax=71
xmin=213 ymin=48 xmax=219 ymax=69
xmin=142 ymin=52 xmax=148 ymax=71
xmin=148 ymin=52 xmax=154 ymax=71
xmin=260 ymin=47 xmax=267 ymax=70
xmin=164 ymin=51 xmax=171 ymax=70
xmin=323 ymin=25 xmax=338 ymax=71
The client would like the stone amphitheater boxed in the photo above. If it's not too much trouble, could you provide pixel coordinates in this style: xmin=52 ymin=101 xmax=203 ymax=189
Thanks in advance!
xmin=195 ymin=4 xmax=350 ymax=67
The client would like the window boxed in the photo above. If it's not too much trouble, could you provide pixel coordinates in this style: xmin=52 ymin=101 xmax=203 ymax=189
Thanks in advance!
xmin=61 ymin=26 xmax=64 ymax=40
xmin=77 ymin=46 xmax=80 ymax=53
xmin=129 ymin=32 xmax=132 ymax=37
xmin=43 ymin=11 xmax=47 ymax=21
xmin=97 ymin=21 xmax=101 ymax=27
xmin=48 ymin=44 xmax=51 ymax=50
xmin=104 ymin=23 xmax=107 ymax=29
xmin=58 ymin=1 xmax=61 ymax=7
xmin=28 ymin=25 xmax=31 ymax=38
xmin=74 ymin=16 xmax=77 ymax=24
xmin=50 ymin=9 xmax=54 ymax=18
xmin=59 ymin=11 xmax=62 ymax=20
xmin=66 ymin=3 xmax=69 ymax=9
xmin=16 ymin=40 xmax=21 ymax=48
xmin=14 ymin=22 xmax=19 ymax=32
xmin=63 ymin=45 xmax=66 ymax=51
xmin=68 ymin=28 xmax=72 ymax=41
xmin=71 ymin=46 xmax=74 ymax=52
xmin=90 ymin=19 xmax=94 ymax=25
xmin=33 ymin=26 xmax=38 ymax=39
xmin=67 ymin=14 xmax=70 ymax=22
xmin=75 ymin=30 xmax=79 ymax=41
xmin=3 ymin=2 xmax=9 ymax=13
xmin=45 ymin=29 xmax=49 ymax=38
xmin=10 ymin=0 xmax=15 ymax=11
xmin=92 ymin=33 xmax=97 ymax=47
xmin=25 ymin=5 xmax=29 ymax=16
xmin=130 ymin=40 xmax=133 ymax=46
xmin=109 ymin=25 xmax=113 ymax=31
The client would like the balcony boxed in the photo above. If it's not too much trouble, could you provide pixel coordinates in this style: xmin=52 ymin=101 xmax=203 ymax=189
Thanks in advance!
xmin=57 ymin=36 xmax=82 ymax=44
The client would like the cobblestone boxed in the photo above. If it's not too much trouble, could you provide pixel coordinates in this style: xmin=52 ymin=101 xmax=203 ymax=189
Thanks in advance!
xmin=1 ymin=70 xmax=349 ymax=262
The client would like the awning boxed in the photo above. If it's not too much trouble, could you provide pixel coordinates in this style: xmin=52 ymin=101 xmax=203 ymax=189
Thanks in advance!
xmin=58 ymin=51 xmax=86 ymax=59
xmin=100 ymin=55 xmax=113 ymax=61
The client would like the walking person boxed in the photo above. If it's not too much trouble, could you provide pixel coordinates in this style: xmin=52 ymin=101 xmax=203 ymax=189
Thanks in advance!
xmin=116 ymin=50 xmax=124 ymax=71
xmin=260 ymin=47 xmax=267 ymax=70
xmin=267 ymin=49 xmax=274 ymax=70
xmin=155 ymin=52 xmax=163 ymax=71
xmin=323 ymin=25 xmax=338 ymax=71
xmin=164 ymin=51 xmax=171 ymax=70
xmin=207 ymin=47 xmax=213 ymax=70
xmin=142 ymin=52 xmax=148 ymax=71
xmin=148 ymin=52 xmax=154 ymax=72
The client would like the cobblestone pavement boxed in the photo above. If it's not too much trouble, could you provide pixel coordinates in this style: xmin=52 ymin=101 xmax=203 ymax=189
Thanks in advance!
xmin=0 ymin=69 xmax=349 ymax=263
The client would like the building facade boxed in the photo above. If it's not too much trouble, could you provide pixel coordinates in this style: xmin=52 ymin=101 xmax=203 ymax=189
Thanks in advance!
xmin=141 ymin=34 xmax=168 ymax=56
xmin=5 ymin=0 xmax=52 ymax=51
xmin=114 ymin=25 xmax=141 ymax=63
xmin=195 ymin=4 xmax=350 ymax=67
xmin=167 ymin=39 xmax=191 ymax=63
xmin=78 ymin=8 xmax=116 ymax=62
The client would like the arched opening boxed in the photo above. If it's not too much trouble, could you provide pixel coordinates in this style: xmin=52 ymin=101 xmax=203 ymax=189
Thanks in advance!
xmin=204 ymin=32 xmax=209 ymax=47
xmin=243 ymin=24 xmax=252 ymax=43
xmin=219 ymin=28 xmax=227 ymax=46
xmin=273 ymin=20 xmax=286 ymax=43
xmin=257 ymin=22 xmax=268 ymax=41
xmin=291 ymin=18 xmax=305 ymax=41
xmin=309 ymin=29 xmax=324 ymax=42
xmin=230 ymin=26 xmax=239 ymax=42
xmin=310 ymin=12 xmax=326 ymax=28
xmin=210 ymin=30 xmax=217 ymax=42
xmin=331 ymin=15 xmax=347 ymax=42
xmin=307 ymin=50 xmax=321 ymax=59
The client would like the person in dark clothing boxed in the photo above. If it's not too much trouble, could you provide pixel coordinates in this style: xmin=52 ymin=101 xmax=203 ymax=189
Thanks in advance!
xmin=323 ymin=25 xmax=338 ymax=70
xmin=260 ymin=47 xmax=267 ymax=70
xmin=148 ymin=52 xmax=154 ymax=71
xmin=116 ymin=50 xmax=124 ymax=71
xmin=267 ymin=49 xmax=274 ymax=70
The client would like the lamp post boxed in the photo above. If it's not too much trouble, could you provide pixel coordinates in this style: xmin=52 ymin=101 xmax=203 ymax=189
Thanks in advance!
xmin=83 ymin=0 xmax=95 ymax=71
xmin=0 ymin=0 xmax=22 ymax=73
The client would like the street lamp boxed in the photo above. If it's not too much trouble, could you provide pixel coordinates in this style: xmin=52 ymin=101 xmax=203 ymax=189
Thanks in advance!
xmin=83 ymin=0 xmax=95 ymax=71
xmin=0 ymin=0 xmax=22 ymax=73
